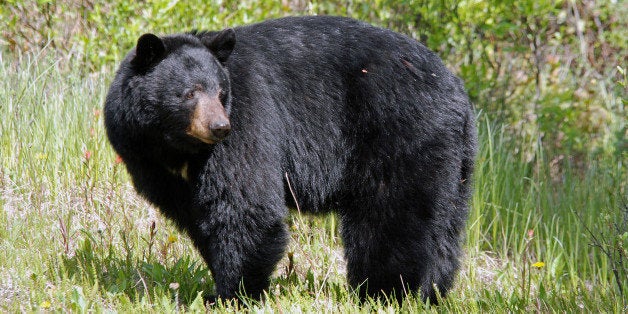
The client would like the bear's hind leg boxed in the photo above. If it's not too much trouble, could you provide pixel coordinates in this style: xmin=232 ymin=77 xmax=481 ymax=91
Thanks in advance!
xmin=339 ymin=202 xmax=461 ymax=303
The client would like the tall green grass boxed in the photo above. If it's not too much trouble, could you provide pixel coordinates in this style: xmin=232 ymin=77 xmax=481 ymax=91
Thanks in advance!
xmin=1 ymin=51 xmax=626 ymax=312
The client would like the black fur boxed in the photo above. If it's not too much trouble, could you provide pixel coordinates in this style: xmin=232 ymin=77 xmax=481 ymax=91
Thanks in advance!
xmin=104 ymin=16 xmax=477 ymax=303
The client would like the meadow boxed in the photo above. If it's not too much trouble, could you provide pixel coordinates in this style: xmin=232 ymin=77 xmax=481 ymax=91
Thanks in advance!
xmin=1 ymin=0 xmax=626 ymax=312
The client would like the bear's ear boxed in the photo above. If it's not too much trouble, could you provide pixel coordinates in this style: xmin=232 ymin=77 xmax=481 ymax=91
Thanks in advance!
xmin=201 ymin=28 xmax=236 ymax=63
xmin=131 ymin=33 xmax=166 ymax=70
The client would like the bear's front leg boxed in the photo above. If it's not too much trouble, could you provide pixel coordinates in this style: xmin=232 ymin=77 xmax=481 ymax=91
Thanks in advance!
xmin=189 ymin=199 xmax=289 ymax=301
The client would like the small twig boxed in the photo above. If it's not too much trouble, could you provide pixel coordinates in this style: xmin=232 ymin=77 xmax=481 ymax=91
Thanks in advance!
xmin=576 ymin=206 xmax=627 ymax=297
xmin=570 ymin=0 xmax=592 ymax=74
xmin=315 ymin=259 xmax=335 ymax=300
xmin=284 ymin=172 xmax=301 ymax=214
xmin=137 ymin=269 xmax=151 ymax=304
xmin=58 ymin=216 xmax=69 ymax=255
xmin=399 ymin=274 xmax=409 ymax=302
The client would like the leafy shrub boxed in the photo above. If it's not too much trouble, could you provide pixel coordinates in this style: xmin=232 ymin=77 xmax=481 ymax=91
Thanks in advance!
xmin=2 ymin=0 xmax=625 ymax=161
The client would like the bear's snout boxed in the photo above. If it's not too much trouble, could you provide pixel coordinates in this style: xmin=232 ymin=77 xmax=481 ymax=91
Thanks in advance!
xmin=186 ymin=92 xmax=230 ymax=144
xmin=210 ymin=121 xmax=231 ymax=140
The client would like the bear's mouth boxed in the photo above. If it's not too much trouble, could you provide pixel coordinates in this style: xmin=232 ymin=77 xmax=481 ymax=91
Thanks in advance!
xmin=186 ymin=92 xmax=231 ymax=144
xmin=187 ymin=132 xmax=221 ymax=144
xmin=186 ymin=123 xmax=225 ymax=144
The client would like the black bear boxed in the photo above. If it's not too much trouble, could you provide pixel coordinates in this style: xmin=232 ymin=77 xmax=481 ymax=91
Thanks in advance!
xmin=104 ymin=16 xmax=476 ymax=303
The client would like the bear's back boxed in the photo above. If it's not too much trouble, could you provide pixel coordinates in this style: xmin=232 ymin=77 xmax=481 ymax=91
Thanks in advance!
xmin=229 ymin=16 xmax=438 ymax=70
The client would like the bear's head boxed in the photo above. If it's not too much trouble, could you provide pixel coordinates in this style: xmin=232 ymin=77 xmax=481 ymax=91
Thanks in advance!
xmin=105 ymin=29 xmax=236 ymax=158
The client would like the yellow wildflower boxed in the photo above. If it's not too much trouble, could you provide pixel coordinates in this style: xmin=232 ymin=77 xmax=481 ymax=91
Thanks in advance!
xmin=532 ymin=261 xmax=545 ymax=268
xmin=168 ymin=234 xmax=178 ymax=244
xmin=40 ymin=300 xmax=51 ymax=309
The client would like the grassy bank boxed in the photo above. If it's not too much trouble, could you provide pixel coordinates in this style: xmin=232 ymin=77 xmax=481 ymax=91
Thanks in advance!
xmin=0 ymin=48 xmax=626 ymax=312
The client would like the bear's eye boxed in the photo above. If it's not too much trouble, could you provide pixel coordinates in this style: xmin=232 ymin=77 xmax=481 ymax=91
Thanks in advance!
xmin=185 ymin=90 xmax=195 ymax=100
xmin=184 ymin=84 xmax=204 ymax=100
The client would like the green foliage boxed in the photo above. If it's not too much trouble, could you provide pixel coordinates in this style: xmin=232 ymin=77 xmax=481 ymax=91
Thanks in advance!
xmin=56 ymin=236 xmax=210 ymax=304
xmin=579 ymin=198 xmax=628 ymax=297
xmin=2 ymin=0 xmax=625 ymax=159
xmin=470 ymin=115 xmax=627 ymax=303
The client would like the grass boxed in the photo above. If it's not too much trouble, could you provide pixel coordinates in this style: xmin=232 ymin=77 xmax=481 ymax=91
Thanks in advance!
xmin=1 ymin=50 xmax=626 ymax=312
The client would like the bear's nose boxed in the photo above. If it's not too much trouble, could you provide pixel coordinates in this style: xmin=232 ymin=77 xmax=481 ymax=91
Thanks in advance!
xmin=211 ymin=122 xmax=231 ymax=139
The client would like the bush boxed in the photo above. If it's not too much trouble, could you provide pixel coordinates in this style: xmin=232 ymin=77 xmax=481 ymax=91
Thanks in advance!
xmin=1 ymin=0 xmax=625 ymax=161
